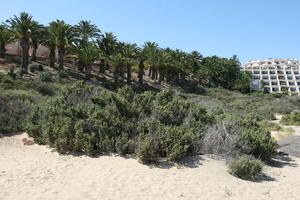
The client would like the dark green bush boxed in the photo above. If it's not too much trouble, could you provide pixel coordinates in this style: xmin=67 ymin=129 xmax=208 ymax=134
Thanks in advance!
xmin=38 ymin=71 xmax=52 ymax=82
xmin=136 ymin=135 xmax=158 ymax=164
xmin=19 ymin=68 xmax=27 ymax=77
xmin=0 ymin=90 xmax=38 ymax=134
xmin=24 ymin=79 xmax=56 ymax=96
xmin=228 ymin=156 xmax=263 ymax=179
xmin=235 ymin=115 xmax=278 ymax=161
xmin=7 ymin=65 xmax=16 ymax=79
xmin=29 ymin=64 xmax=39 ymax=73
xmin=24 ymin=83 xmax=212 ymax=162
xmin=56 ymin=70 xmax=69 ymax=79
xmin=0 ymin=74 xmax=23 ymax=89
xmin=281 ymin=112 xmax=300 ymax=125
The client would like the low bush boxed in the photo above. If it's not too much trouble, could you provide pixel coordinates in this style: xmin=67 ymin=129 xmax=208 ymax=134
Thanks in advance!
xmin=7 ymin=65 xmax=16 ymax=79
xmin=29 ymin=64 xmax=40 ymax=73
xmin=19 ymin=68 xmax=27 ymax=77
xmin=235 ymin=115 xmax=278 ymax=161
xmin=136 ymin=135 xmax=158 ymax=164
xmin=0 ymin=89 xmax=38 ymax=134
xmin=281 ymin=112 xmax=300 ymax=125
xmin=228 ymin=156 xmax=263 ymax=179
xmin=24 ymin=82 xmax=213 ymax=162
xmin=56 ymin=70 xmax=69 ymax=79
xmin=38 ymin=71 xmax=52 ymax=82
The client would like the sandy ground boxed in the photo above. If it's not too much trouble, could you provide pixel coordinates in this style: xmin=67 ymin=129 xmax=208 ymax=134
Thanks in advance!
xmin=1 ymin=133 xmax=300 ymax=200
xmin=271 ymin=114 xmax=300 ymax=140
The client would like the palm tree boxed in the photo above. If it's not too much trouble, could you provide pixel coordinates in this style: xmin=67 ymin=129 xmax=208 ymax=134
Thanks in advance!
xmin=143 ymin=42 xmax=159 ymax=81
xmin=42 ymin=25 xmax=57 ymax=68
xmin=77 ymin=41 xmax=100 ymax=79
xmin=6 ymin=12 xmax=34 ymax=71
xmin=75 ymin=20 xmax=101 ymax=71
xmin=75 ymin=20 xmax=101 ymax=42
xmin=97 ymin=32 xmax=118 ymax=74
xmin=50 ymin=20 xmax=76 ymax=70
xmin=0 ymin=25 xmax=14 ymax=58
xmin=120 ymin=42 xmax=138 ymax=84
xmin=110 ymin=53 xmax=125 ymax=84
xmin=30 ymin=21 xmax=44 ymax=61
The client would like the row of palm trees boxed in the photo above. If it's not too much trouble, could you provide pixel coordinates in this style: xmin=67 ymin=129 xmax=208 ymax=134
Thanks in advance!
xmin=0 ymin=12 xmax=204 ymax=85
xmin=2 ymin=12 xmax=249 ymax=89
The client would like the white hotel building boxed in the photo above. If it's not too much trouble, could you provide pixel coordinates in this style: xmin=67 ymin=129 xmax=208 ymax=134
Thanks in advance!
xmin=242 ymin=58 xmax=300 ymax=95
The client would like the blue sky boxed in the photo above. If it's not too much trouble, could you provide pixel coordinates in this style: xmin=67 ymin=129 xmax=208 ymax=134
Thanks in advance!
xmin=1 ymin=0 xmax=299 ymax=63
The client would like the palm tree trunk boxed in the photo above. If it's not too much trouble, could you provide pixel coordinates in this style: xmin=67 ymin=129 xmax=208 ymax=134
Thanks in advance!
xmin=85 ymin=64 xmax=92 ymax=79
xmin=58 ymin=47 xmax=65 ymax=70
xmin=31 ymin=44 xmax=38 ymax=61
xmin=114 ymin=66 xmax=119 ymax=84
xmin=99 ymin=60 xmax=105 ymax=74
xmin=151 ymin=69 xmax=156 ymax=80
xmin=127 ymin=64 xmax=131 ymax=84
xmin=0 ymin=44 xmax=5 ymax=58
xmin=20 ymin=39 xmax=29 ymax=71
xmin=49 ymin=48 xmax=55 ymax=68
xmin=148 ymin=66 xmax=152 ymax=76
xmin=138 ymin=60 xmax=144 ymax=84
xmin=158 ymin=69 xmax=164 ymax=85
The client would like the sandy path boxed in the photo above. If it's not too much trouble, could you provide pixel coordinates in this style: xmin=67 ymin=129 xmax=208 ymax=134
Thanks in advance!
xmin=1 ymin=133 xmax=300 ymax=200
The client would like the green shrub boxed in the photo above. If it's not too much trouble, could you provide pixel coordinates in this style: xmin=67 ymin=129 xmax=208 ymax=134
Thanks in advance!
xmin=261 ymin=121 xmax=282 ymax=131
xmin=228 ymin=156 xmax=263 ymax=179
xmin=7 ymin=66 xmax=16 ymax=79
xmin=0 ymin=89 xmax=38 ymax=134
xmin=38 ymin=71 xmax=52 ymax=82
xmin=29 ymin=64 xmax=39 ymax=73
xmin=24 ymin=79 xmax=56 ymax=96
xmin=235 ymin=115 xmax=278 ymax=161
xmin=136 ymin=135 xmax=158 ymax=164
xmin=0 ymin=74 xmax=23 ymax=89
xmin=56 ymin=70 xmax=69 ymax=79
xmin=19 ymin=68 xmax=27 ymax=77
xmin=24 ymin=83 xmax=212 ymax=162
xmin=281 ymin=112 xmax=300 ymax=125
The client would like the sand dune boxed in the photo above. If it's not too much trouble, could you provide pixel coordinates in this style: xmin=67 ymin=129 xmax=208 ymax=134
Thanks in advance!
xmin=1 ymin=133 xmax=300 ymax=200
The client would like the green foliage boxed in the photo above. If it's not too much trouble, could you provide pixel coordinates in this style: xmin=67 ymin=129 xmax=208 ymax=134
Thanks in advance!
xmin=136 ymin=135 xmax=158 ymax=164
xmin=56 ymin=70 xmax=69 ymax=79
xmin=281 ymin=112 xmax=300 ymax=125
xmin=38 ymin=71 xmax=52 ymax=82
xmin=29 ymin=64 xmax=40 ymax=73
xmin=235 ymin=115 xmax=278 ymax=161
xmin=229 ymin=156 xmax=263 ymax=179
xmin=19 ymin=68 xmax=27 ymax=77
xmin=7 ymin=66 xmax=16 ymax=79
xmin=261 ymin=121 xmax=282 ymax=131
xmin=24 ymin=83 xmax=212 ymax=162
xmin=0 ymin=74 xmax=23 ymax=89
xmin=0 ymin=89 xmax=38 ymax=134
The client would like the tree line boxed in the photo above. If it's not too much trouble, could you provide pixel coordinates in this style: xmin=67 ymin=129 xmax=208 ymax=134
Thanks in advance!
xmin=0 ymin=12 xmax=251 ymax=91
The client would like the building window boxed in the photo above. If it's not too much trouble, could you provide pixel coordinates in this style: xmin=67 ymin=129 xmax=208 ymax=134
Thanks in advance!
xmin=262 ymin=71 xmax=268 ymax=74
xmin=287 ymin=76 xmax=293 ymax=80
xmin=271 ymin=82 xmax=278 ymax=85
xmin=294 ymin=71 xmax=299 ymax=74
xmin=296 ymin=76 xmax=300 ymax=80
xmin=254 ymin=76 xmax=260 ymax=79
xmin=264 ymin=81 xmax=270 ymax=85
xmin=270 ymin=71 xmax=276 ymax=74
xmin=272 ymin=88 xmax=279 ymax=91
xmin=289 ymin=82 xmax=295 ymax=85
xmin=286 ymin=71 xmax=292 ymax=74
xmin=270 ymin=76 xmax=277 ymax=80
xmin=297 ymin=82 xmax=300 ymax=86
xmin=262 ymin=76 xmax=268 ymax=80
xmin=291 ymin=88 xmax=297 ymax=91
xmin=254 ymin=71 xmax=260 ymax=74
